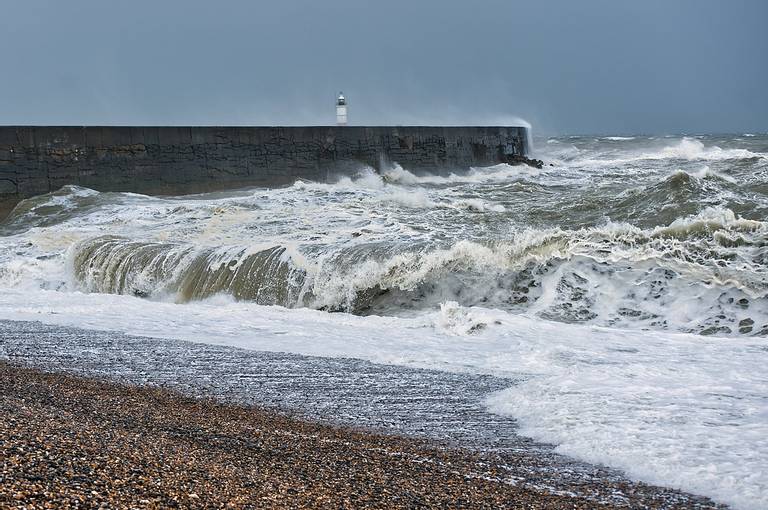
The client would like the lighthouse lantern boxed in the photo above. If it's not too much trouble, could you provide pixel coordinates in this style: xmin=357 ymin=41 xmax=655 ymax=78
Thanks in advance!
xmin=336 ymin=92 xmax=348 ymax=126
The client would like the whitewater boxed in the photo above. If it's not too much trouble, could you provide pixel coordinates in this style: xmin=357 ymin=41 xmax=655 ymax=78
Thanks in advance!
xmin=1 ymin=134 xmax=767 ymax=509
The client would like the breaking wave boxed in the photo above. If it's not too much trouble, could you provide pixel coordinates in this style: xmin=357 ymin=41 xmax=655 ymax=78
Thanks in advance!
xmin=656 ymin=138 xmax=764 ymax=161
xmin=552 ymin=137 xmax=767 ymax=168
xmin=2 ymin=133 xmax=768 ymax=339
xmin=53 ymin=207 xmax=767 ymax=337
xmin=71 ymin=238 xmax=311 ymax=305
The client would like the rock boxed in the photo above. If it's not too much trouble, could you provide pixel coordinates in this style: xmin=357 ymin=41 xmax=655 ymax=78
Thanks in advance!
xmin=504 ymin=154 xmax=544 ymax=169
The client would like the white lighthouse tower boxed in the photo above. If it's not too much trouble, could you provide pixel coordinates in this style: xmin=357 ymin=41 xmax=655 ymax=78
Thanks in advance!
xmin=336 ymin=92 xmax=348 ymax=126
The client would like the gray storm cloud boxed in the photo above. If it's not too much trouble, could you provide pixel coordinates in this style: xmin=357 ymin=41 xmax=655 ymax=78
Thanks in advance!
xmin=1 ymin=0 xmax=766 ymax=134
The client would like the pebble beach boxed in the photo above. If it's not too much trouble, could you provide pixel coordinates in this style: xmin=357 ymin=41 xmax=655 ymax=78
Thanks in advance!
xmin=2 ymin=362 xmax=610 ymax=509
xmin=0 ymin=321 xmax=726 ymax=509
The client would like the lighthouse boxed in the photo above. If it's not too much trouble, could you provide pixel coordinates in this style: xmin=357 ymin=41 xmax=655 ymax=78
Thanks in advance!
xmin=336 ymin=92 xmax=348 ymax=126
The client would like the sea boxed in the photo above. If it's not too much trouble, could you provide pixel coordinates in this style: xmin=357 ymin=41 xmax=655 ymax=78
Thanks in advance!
xmin=1 ymin=133 xmax=767 ymax=509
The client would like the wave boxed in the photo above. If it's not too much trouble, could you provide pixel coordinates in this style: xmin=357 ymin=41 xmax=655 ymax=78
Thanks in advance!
xmin=291 ymin=164 xmax=542 ymax=192
xmin=689 ymin=165 xmax=738 ymax=183
xmin=381 ymin=163 xmax=541 ymax=186
xmin=647 ymin=167 xmax=737 ymax=192
xmin=2 ymin=146 xmax=767 ymax=339
xmin=43 ymin=207 xmax=764 ymax=337
xmin=452 ymin=199 xmax=506 ymax=213
xmin=554 ymin=137 xmax=767 ymax=168
xmin=604 ymin=165 xmax=744 ymax=229
xmin=657 ymin=138 xmax=763 ymax=161
xmin=71 ymin=237 xmax=313 ymax=306
xmin=1 ymin=185 xmax=105 ymax=233
xmin=291 ymin=166 xmax=522 ymax=211
xmin=288 ymin=165 xmax=544 ymax=197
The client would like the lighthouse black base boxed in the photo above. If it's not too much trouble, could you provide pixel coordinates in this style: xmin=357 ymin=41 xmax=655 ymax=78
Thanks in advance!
xmin=0 ymin=125 xmax=530 ymax=220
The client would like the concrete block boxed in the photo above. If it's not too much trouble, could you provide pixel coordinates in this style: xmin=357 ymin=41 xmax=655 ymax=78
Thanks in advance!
xmin=0 ymin=125 xmax=528 ymax=218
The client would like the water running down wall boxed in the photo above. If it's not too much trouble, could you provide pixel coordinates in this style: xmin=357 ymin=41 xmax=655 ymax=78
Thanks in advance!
xmin=0 ymin=126 xmax=529 ymax=218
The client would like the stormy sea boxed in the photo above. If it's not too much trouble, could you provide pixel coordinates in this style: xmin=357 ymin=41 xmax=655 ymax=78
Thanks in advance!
xmin=1 ymin=134 xmax=767 ymax=508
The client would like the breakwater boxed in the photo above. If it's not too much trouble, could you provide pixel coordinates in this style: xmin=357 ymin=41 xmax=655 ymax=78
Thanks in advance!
xmin=0 ymin=125 xmax=528 ymax=219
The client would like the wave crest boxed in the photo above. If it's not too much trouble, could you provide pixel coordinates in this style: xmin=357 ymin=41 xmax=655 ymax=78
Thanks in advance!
xmin=72 ymin=237 xmax=311 ymax=306
xmin=61 ymin=207 xmax=768 ymax=337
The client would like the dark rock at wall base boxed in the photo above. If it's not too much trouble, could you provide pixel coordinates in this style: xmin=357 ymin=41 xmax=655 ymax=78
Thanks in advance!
xmin=504 ymin=154 xmax=544 ymax=169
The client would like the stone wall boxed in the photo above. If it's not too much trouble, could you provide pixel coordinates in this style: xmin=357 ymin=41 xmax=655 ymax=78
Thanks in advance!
xmin=0 ymin=126 xmax=528 ymax=219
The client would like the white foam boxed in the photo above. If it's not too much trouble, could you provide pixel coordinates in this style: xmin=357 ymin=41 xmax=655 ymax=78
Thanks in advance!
xmin=3 ymin=195 xmax=766 ymax=335
xmin=435 ymin=300 xmax=494 ymax=335
xmin=559 ymin=137 xmax=766 ymax=168
xmin=658 ymin=138 xmax=759 ymax=160
xmin=296 ymin=164 xmax=535 ymax=199
xmin=376 ymin=188 xmax=436 ymax=208
xmin=382 ymin=163 xmax=541 ymax=186
xmin=485 ymin=321 xmax=768 ymax=510
xmin=452 ymin=199 xmax=506 ymax=213
xmin=689 ymin=165 xmax=738 ymax=184
xmin=0 ymin=290 xmax=765 ymax=509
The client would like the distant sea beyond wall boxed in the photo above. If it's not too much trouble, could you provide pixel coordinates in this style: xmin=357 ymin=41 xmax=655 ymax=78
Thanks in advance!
xmin=0 ymin=126 xmax=529 ymax=219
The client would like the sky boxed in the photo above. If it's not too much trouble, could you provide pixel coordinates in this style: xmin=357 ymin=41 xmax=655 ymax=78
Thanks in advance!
xmin=0 ymin=0 xmax=766 ymax=135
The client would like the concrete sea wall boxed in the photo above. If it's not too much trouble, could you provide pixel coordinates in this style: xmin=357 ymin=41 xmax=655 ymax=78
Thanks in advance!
xmin=0 ymin=126 xmax=528 ymax=219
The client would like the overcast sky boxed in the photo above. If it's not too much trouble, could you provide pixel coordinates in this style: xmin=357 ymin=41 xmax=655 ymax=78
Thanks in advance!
xmin=1 ymin=0 xmax=766 ymax=135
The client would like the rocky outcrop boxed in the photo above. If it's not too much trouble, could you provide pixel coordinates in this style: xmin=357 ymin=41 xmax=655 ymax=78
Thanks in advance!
xmin=504 ymin=153 xmax=544 ymax=169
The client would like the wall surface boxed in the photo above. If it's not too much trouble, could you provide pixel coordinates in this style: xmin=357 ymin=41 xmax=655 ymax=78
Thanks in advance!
xmin=0 ymin=126 xmax=528 ymax=218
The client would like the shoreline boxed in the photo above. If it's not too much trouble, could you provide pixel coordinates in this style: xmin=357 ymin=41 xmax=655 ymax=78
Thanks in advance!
xmin=2 ymin=362 xmax=600 ymax=509
xmin=0 ymin=320 xmax=726 ymax=508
